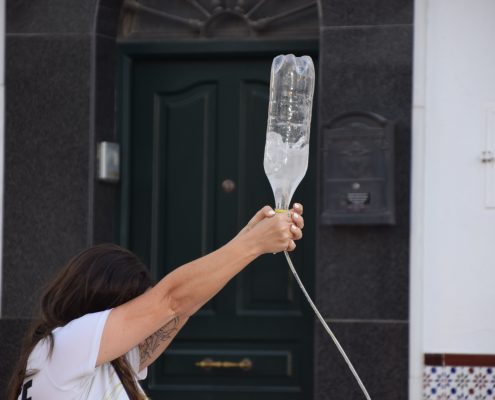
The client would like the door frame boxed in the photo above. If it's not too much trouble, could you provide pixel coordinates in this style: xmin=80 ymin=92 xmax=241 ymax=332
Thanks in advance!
xmin=116 ymin=39 xmax=319 ymax=398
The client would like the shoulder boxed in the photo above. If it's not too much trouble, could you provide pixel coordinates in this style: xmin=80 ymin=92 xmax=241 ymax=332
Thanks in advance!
xmin=30 ymin=310 xmax=113 ymax=390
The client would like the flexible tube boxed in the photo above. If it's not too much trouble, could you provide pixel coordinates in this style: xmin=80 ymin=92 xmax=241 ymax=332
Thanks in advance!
xmin=283 ymin=251 xmax=372 ymax=400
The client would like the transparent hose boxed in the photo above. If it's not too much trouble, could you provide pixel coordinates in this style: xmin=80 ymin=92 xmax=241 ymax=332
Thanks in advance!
xmin=283 ymin=251 xmax=372 ymax=400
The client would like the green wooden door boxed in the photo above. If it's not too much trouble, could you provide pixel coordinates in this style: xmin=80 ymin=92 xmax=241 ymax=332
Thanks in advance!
xmin=119 ymin=46 xmax=316 ymax=400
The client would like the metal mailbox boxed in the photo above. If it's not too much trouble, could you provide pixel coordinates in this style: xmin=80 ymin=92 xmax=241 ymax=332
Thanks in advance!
xmin=320 ymin=111 xmax=395 ymax=225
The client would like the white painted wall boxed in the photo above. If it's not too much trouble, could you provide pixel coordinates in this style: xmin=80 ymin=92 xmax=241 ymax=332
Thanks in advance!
xmin=409 ymin=0 xmax=427 ymax=397
xmin=411 ymin=0 xmax=495 ymax=397
xmin=422 ymin=0 xmax=495 ymax=354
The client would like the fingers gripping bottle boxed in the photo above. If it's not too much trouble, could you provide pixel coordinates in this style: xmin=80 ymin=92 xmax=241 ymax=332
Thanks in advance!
xmin=263 ymin=54 xmax=315 ymax=211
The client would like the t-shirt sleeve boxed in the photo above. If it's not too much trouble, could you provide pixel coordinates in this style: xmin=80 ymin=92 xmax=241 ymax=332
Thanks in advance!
xmin=46 ymin=309 xmax=111 ymax=388
xmin=126 ymin=346 xmax=148 ymax=381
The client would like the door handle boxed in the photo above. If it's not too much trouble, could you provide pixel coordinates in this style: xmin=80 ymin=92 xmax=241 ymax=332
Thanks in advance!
xmin=221 ymin=179 xmax=236 ymax=193
xmin=195 ymin=357 xmax=252 ymax=371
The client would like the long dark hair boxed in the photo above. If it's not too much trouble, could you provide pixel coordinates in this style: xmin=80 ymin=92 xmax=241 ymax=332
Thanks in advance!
xmin=7 ymin=243 xmax=153 ymax=400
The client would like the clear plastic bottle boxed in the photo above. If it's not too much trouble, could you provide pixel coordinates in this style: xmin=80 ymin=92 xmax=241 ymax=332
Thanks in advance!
xmin=263 ymin=54 xmax=315 ymax=210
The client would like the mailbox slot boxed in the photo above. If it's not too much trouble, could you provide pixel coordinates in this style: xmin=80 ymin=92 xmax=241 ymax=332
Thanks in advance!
xmin=320 ymin=111 xmax=395 ymax=225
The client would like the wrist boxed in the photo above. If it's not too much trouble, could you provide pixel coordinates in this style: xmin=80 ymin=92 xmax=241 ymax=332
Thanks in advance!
xmin=230 ymin=231 xmax=262 ymax=260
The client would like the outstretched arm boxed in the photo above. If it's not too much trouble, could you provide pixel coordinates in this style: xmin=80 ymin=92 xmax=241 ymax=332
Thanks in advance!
xmin=134 ymin=204 xmax=304 ymax=370
xmin=96 ymin=205 xmax=304 ymax=367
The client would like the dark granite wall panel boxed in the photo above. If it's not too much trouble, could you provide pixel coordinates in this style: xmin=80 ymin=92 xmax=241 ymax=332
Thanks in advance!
xmin=92 ymin=34 xmax=119 ymax=243
xmin=314 ymin=322 xmax=408 ymax=400
xmin=3 ymin=35 xmax=92 ymax=317
xmin=315 ymin=1 xmax=412 ymax=399
xmin=316 ymin=26 xmax=412 ymax=320
xmin=94 ymin=35 xmax=118 ymax=144
xmin=0 ymin=0 xmax=123 ymax=392
xmin=6 ymin=0 xmax=97 ymax=34
xmin=319 ymin=26 xmax=413 ymax=125
xmin=0 ymin=318 xmax=31 ymax=392
xmin=320 ymin=0 xmax=413 ymax=27
xmin=317 ymin=226 xmax=409 ymax=319
xmin=96 ymin=3 xmax=123 ymax=37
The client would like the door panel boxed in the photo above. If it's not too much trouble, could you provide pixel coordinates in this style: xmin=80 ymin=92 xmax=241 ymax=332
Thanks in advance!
xmin=237 ymin=79 xmax=304 ymax=316
xmin=158 ymin=84 xmax=217 ymax=265
xmin=121 ymin=56 xmax=314 ymax=400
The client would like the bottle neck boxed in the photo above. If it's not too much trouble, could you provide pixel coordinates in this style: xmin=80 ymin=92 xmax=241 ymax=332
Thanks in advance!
xmin=275 ymin=193 xmax=290 ymax=212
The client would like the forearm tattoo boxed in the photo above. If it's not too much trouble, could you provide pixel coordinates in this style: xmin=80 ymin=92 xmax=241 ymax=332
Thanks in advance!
xmin=139 ymin=316 xmax=180 ymax=365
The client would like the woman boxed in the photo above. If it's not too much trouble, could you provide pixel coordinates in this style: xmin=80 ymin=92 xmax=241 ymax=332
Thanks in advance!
xmin=8 ymin=204 xmax=304 ymax=400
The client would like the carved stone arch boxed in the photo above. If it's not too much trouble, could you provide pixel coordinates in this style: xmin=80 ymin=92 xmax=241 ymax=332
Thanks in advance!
xmin=118 ymin=0 xmax=320 ymax=39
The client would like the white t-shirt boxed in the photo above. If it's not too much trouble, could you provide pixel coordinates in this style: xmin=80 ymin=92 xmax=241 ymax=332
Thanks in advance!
xmin=17 ymin=309 xmax=148 ymax=400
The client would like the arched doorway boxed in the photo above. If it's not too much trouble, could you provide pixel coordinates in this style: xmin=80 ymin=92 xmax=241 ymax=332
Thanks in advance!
xmin=114 ymin=1 xmax=319 ymax=399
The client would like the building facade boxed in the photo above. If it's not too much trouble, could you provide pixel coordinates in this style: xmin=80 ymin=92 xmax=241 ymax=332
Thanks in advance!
xmin=1 ymin=1 xmax=412 ymax=399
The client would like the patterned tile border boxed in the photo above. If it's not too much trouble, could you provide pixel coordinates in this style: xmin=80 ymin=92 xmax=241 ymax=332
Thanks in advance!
xmin=425 ymin=354 xmax=495 ymax=367
xmin=423 ymin=354 xmax=495 ymax=400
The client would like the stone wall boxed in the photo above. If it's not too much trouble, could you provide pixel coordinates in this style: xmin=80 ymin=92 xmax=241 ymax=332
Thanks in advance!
xmin=315 ymin=1 xmax=412 ymax=398
xmin=1 ymin=0 xmax=121 ymax=390
xmin=0 ymin=1 xmax=412 ymax=398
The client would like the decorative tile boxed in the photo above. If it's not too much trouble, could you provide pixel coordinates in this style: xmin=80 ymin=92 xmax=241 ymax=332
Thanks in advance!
xmin=449 ymin=367 xmax=469 ymax=399
xmin=487 ymin=367 xmax=495 ymax=398
xmin=423 ymin=364 xmax=495 ymax=400
xmin=424 ymin=366 xmax=446 ymax=399
xmin=425 ymin=354 xmax=444 ymax=365
xmin=467 ymin=367 xmax=494 ymax=399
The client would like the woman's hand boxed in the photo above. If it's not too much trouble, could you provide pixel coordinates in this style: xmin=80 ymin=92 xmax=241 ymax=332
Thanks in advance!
xmin=238 ymin=203 xmax=304 ymax=255
xmin=238 ymin=203 xmax=304 ymax=236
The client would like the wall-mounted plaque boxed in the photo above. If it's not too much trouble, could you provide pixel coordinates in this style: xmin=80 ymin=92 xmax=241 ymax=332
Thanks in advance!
xmin=320 ymin=111 xmax=395 ymax=225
